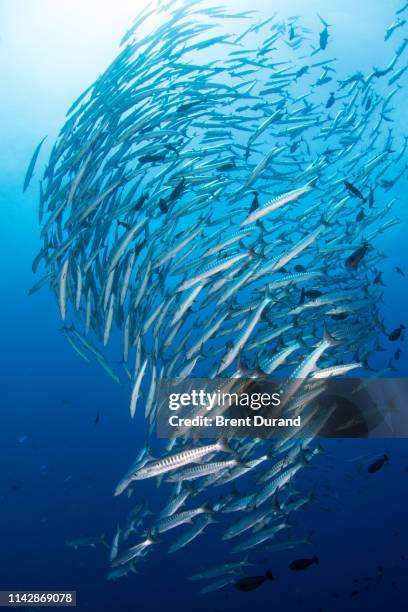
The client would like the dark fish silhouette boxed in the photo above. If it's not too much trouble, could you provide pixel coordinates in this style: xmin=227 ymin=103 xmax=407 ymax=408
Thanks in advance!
xmin=23 ymin=136 xmax=47 ymax=192
xmin=294 ymin=264 xmax=307 ymax=272
xmin=169 ymin=178 xmax=186 ymax=202
xmin=356 ymin=208 xmax=365 ymax=222
xmin=344 ymin=180 xmax=367 ymax=202
xmin=331 ymin=312 xmax=348 ymax=320
xmin=289 ymin=555 xmax=319 ymax=571
xmin=134 ymin=192 xmax=148 ymax=211
xmin=159 ymin=198 xmax=169 ymax=214
xmin=373 ymin=271 xmax=385 ymax=286
xmin=304 ymin=289 xmax=322 ymax=299
xmin=218 ymin=161 xmax=235 ymax=172
xmin=368 ymin=186 xmax=374 ymax=207
xmin=368 ymin=454 xmax=389 ymax=473
xmin=139 ymin=154 xmax=166 ymax=164
xmin=235 ymin=570 xmax=274 ymax=592
xmin=249 ymin=192 xmax=259 ymax=213
xmin=389 ymin=324 xmax=405 ymax=341
xmin=326 ymin=92 xmax=335 ymax=108
xmin=394 ymin=348 xmax=401 ymax=360
xmin=396 ymin=266 xmax=405 ymax=277
xmin=94 ymin=412 xmax=100 ymax=425
xmin=345 ymin=242 xmax=368 ymax=269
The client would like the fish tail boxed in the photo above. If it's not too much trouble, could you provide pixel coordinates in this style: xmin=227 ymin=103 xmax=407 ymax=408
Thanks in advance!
xmin=201 ymin=500 xmax=214 ymax=514
xmin=323 ymin=326 xmax=341 ymax=347
xmin=218 ymin=437 xmax=234 ymax=454
xmin=300 ymin=449 xmax=313 ymax=468
xmin=100 ymin=534 xmax=110 ymax=549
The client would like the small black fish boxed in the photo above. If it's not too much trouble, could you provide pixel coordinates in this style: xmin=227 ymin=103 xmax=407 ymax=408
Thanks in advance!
xmin=139 ymin=154 xmax=166 ymax=164
xmin=373 ymin=271 xmax=385 ymax=286
xmin=304 ymin=289 xmax=322 ymax=299
xmin=344 ymin=180 xmax=367 ymax=202
xmin=326 ymin=92 xmax=335 ymax=108
xmin=235 ymin=570 xmax=274 ymax=592
xmin=289 ymin=555 xmax=319 ymax=571
xmin=356 ymin=208 xmax=365 ymax=222
xmin=299 ymin=287 xmax=305 ymax=305
xmin=177 ymin=101 xmax=201 ymax=114
xmin=169 ymin=179 xmax=185 ymax=202
xmin=368 ymin=186 xmax=374 ymax=207
xmin=159 ymin=198 xmax=168 ymax=214
xmin=249 ymin=192 xmax=259 ymax=213
xmin=218 ymin=161 xmax=235 ymax=172
xmin=134 ymin=192 xmax=148 ymax=211
xmin=345 ymin=242 xmax=369 ymax=269
xmin=368 ymin=453 xmax=389 ymax=473
xmin=94 ymin=412 xmax=100 ymax=425
xmin=290 ymin=141 xmax=300 ymax=153
xmin=134 ymin=241 xmax=145 ymax=258
xmin=389 ymin=324 xmax=405 ymax=342
xmin=319 ymin=25 xmax=329 ymax=51
xmin=396 ymin=266 xmax=405 ymax=277
xmin=294 ymin=264 xmax=306 ymax=272
xmin=351 ymin=590 xmax=359 ymax=597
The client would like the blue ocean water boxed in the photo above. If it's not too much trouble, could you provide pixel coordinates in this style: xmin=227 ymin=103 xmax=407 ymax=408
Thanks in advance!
xmin=0 ymin=1 xmax=407 ymax=611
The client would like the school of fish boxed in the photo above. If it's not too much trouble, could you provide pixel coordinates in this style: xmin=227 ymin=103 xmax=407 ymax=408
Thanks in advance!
xmin=27 ymin=0 xmax=407 ymax=592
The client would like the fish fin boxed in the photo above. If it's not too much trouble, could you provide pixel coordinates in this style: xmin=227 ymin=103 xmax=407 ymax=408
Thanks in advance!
xmin=143 ymin=502 xmax=154 ymax=517
xmin=307 ymin=176 xmax=319 ymax=188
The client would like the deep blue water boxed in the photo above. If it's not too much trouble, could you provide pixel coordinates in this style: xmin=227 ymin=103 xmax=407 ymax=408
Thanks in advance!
xmin=1 ymin=1 xmax=407 ymax=611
